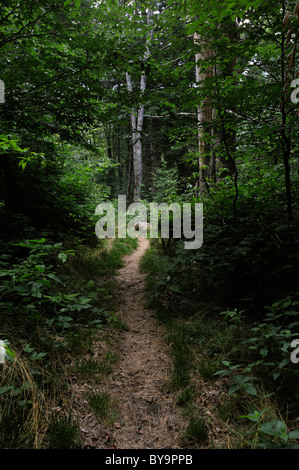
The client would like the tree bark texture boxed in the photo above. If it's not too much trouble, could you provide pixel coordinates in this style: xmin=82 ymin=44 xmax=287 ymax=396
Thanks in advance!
xmin=126 ymin=9 xmax=153 ymax=203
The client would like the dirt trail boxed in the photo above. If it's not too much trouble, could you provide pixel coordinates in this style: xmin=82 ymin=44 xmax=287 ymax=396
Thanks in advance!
xmin=99 ymin=237 xmax=186 ymax=449
xmin=68 ymin=237 xmax=229 ymax=449
xmin=70 ymin=237 xmax=187 ymax=449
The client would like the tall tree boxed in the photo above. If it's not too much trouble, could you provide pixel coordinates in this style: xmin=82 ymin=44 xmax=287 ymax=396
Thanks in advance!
xmin=194 ymin=32 xmax=213 ymax=195
xmin=125 ymin=6 xmax=154 ymax=202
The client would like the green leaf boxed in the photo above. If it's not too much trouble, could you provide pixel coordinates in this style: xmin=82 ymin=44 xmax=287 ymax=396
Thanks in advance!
xmin=239 ymin=410 xmax=265 ymax=423
xmin=222 ymin=360 xmax=230 ymax=367
xmin=289 ymin=430 xmax=299 ymax=440
xmin=79 ymin=296 xmax=92 ymax=305
xmin=228 ymin=384 xmax=240 ymax=396
xmin=259 ymin=348 xmax=268 ymax=357
xmin=58 ymin=252 xmax=68 ymax=263
xmin=213 ymin=369 xmax=230 ymax=376
xmin=33 ymin=352 xmax=47 ymax=360
xmin=5 ymin=347 xmax=15 ymax=358
xmin=244 ymin=384 xmax=258 ymax=396
xmin=0 ymin=385 xmax=14 ymax=395
xmin=260 ymin=421 xmax=289 ymax=442
xmin=46 ymin=273 xmax=63 ymax=284
xmin=31 ymin=282 xmax=43 ymax=298
xmin=231 ymin=375 xmax=255 ymax=385
xmin=278 ymin=358 xmax=289 ymax=369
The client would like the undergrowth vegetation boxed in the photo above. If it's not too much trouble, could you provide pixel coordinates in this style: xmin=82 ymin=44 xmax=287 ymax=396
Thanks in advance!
xmin=140 ymin=165 xmax=299 ymax=449
xmin=0 ymin=202 xmax=136 ymax=448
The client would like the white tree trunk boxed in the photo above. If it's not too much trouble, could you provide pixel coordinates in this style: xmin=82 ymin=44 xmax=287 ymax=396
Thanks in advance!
xmin=126 ymin=9 xmax=153 ymax=203
xmin=194 ymin=33 xmax=213 ymax=195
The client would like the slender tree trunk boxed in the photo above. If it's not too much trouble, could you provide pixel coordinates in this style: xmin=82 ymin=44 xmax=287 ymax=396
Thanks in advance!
xmin=194 ymin=33 xmax=213 ymax=195
xmin=126 ymin=71 xmax=144 ymax=203
xmin=126 ymin=145 xmax=133 ymax=204
xmin=126 ymin=9 xmax=153 ymax=203
xmin=281 ymin=0 xmax=294 ymax=224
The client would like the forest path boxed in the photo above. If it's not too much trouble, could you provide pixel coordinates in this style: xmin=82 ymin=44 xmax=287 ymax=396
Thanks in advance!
xmin=70 ymin=237 xmax=226 ymax=449
xmin=98 ymin=237 xmax=186 ymax=449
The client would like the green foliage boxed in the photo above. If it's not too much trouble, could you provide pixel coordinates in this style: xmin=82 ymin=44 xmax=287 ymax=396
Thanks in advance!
xmin=0 ymin=135 xmax=45 ymax=170
xmin=87 ymin=391 xmax=118 ymax=424
xmin=0 ymin=220 xmax=136 ymax=448
xmin=228 ymin=375 xmax=257 ymax=398
xmin=46 ymin=414 xmax=82 ymax=449
xmin=76 ymin=349 xmax=119 ymax=377
xmin=176 ymin=387 xmax=194 ymax=407
xmin=76 ymin=358 xmax=102 ymax=377
xmin=147 ymin=156 xmax=181 ymax=204
xmin=0 ymin=238 xmax=97 ymax=333
xmin=182 ymin=411 xmax=209 ymax=445
xmin=64 ymin=327 xmax=96 ymax=355
xmin=214 ymin=361 xmax=259 ymax=398
xmin=241 ymin=294 xmax=299 ymax=399
xmin=1 ymin=0 xmax=299 ymax=450
xmin=258 ymin=420 xmax=299 ymax=448
xmin=141 ymin=196 xmax=299 ymax=444
xmin=239 ymin=412 xmax=299 ymax=449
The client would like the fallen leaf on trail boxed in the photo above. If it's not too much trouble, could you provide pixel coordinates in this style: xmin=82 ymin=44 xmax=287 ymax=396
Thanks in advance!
xmin=84 ymin=438 xmax=94 ymax=448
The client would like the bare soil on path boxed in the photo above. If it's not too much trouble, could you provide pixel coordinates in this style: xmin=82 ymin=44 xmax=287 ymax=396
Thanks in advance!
xmin=101 ymin=237 xmax=186 ymax=449
xmin=71 ymin=237 xmax=187 ymax=449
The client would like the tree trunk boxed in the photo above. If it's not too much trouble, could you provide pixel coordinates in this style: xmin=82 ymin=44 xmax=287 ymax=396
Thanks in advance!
xmin=126 ymin=9 xmax=153 ymax=203
xmin=126 ymin=71 xmax=144 ymax=203
xmin=126 ymin=143 xmax=133 ymax=204
xmin=194 ymin=32 xmax=213 ymax=195
xmin=281 ymin=0 xmax=293 ymax=224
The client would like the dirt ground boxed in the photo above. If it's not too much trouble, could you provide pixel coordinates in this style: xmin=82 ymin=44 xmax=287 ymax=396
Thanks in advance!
xmin=70 ymin=237 xmax=188 ymax=449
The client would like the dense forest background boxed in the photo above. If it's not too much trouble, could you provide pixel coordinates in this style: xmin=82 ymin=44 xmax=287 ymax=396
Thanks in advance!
xmin=0 ymin=0 xmax=299 ymax=449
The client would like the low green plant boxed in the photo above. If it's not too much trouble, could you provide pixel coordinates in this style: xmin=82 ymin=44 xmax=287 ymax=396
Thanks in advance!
xmin=214 ymin=361 xmax=258 ymax=397
xmin=87 ymin=391 xmax=118 ymax=424
xmin=147 ymin=155 xmax=181 ymax=204
xmin=22 ymin=343 xmax=47 ymax=362
xmin=176 ymin=387 xmax=194 ymax=406
xmin=239 ymin=411 xmax=299 ymax=449
xmin=241 ymin=294 xmax=299 ymax=401
xmin=46 ymin=414 xmax=82 ymax=449
xmin=76 ymin=357 xmax=101 ymax=376
xmin=197 ymin=358 xmax=222 ymax=380
xmin=105 ymin=311 xmax=129 ymax=331
xmin=167 ymin=323 xmax=192 ymax=388
xmin=258 ymin=420 xmax=299 ymax=448
xmin=98 ymin=350 xmax=119 ymax=375
xmin=64 ymin=327 xmax=96 ymax=354
xmin=182 ymin=412 xmax=209 ymax=444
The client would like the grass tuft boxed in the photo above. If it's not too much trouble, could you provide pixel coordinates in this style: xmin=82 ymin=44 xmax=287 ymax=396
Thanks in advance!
xmin=46 ymin=414 xmax=82 ymax=449
xmin=87 ymin=391 xmax=118 ymax=425
xmin=182 ymin=412 xmax=209 ymax=445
